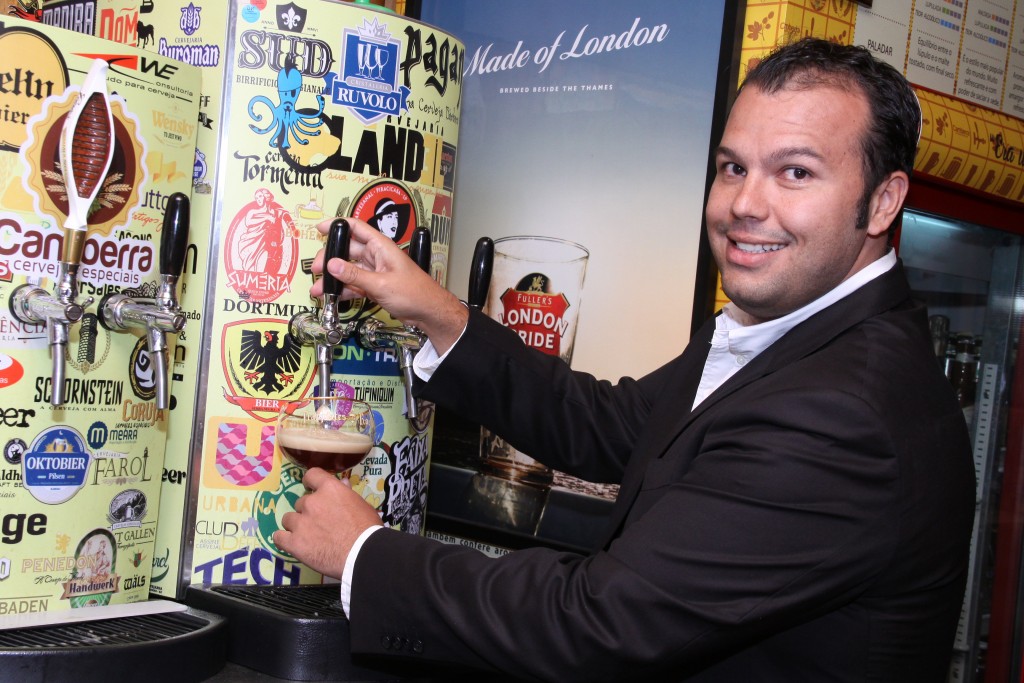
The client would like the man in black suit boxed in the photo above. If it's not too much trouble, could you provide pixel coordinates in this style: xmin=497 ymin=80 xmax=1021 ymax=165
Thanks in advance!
xmin=276 ymin=38 xmax=975 ymax=681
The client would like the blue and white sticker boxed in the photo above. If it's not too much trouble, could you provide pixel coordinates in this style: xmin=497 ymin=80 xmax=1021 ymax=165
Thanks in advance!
xmin=23 ymin=427 xmax=92 ymax=504
xmin=328 ymin=17 xmax=411 ymax=125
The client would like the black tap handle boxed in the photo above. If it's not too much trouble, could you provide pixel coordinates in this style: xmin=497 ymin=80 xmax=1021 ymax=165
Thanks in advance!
xmin=468 ymin=237 xmax=493 ymax=309
xmin=159 ymin=192 xmax=191 ymax=277
xmin=408 ymin=226 xmax=431 ymax=274
xmin=322 ymin=219 xmax=350 ymax=298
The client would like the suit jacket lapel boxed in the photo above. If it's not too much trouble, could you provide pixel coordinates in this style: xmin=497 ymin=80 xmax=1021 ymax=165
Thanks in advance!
xmin=597 ymin=261 xmax=914 ymax=549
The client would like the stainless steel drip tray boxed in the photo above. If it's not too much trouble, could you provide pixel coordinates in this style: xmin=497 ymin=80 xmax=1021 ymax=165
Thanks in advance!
xmin=186 ymin=584 xmax=445 ymax=682
xmin=0 ymin=604 xmax=226 ymax=682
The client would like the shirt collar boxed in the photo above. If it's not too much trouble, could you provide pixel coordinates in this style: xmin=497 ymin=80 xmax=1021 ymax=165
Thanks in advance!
xmin=717 ymin=250 xmax=897 ymax=358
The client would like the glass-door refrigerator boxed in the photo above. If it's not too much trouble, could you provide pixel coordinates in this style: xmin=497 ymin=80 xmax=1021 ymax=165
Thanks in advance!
xmin=896 ymin=201 xmax=1024 ymax=683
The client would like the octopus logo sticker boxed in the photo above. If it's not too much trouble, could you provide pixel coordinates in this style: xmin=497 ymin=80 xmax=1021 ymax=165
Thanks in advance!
xmin=224 ymin=188 xmax=299 ymax=302
xmin=328 ymin=16 xmax=410 ymax=125
xmin=248 ymin=54 xmax=325 ymax=150
xmin=23 ymin=426 xmax=92 ymax=504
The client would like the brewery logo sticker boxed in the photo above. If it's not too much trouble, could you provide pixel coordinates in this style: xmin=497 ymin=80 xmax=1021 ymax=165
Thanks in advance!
xmin=0 ymin=21 xmax=69 ymax=152
xmin=245 ymin=53 xmax=325 ymax=150
xmin=150 ymin=545 xmax=170 ymax=583
xmin=201 ymin=415 xmax=281 ymax=491
xmin=85 ymin=420 xmax=131 ymax=460
xmin=4 ymin=438 xmax=26 ymax=465
xmin=0 ymin=352 xmax=25 ymax=387
xmin=7 ymin=2 xmax=41 ymax=22
xmin=193 ymin=147 xmax=212 ymax=194
xmin=65 ymin=312 xmax=111 ymax=375
xmin=21 ymin=80 xmax=147 ymax=240
xmin=339 ymin=179 xmax=424 ymax=322
xmin=62 ymin=528 xmax=118 ymax=607
xmin=220 ymin=318 xmax=314 ymax=421
xmin=0 ymin=303 xmax=46 ymax=346
xmin=108 ymin=488 xmax=147 ymax=528
xmin=499 ymin=273 xmax=571 ymax=357
xmin=223 ymin=188 xmax=299 ymax=303
xmin=352 ymin=179 xmax=418 ymax=247
xmin=377 ymin=432 xmax=428 ymax=534
xmin=22 ymin=426 xmax=91 ymax=504
xmin=128 ymin=334 xmax=157 ymax=402
xmin=180 ymin=2 xmax=201 ymax=37
xmin=430 ymin=192 xmax=453 ymax=253
xmin=254 ymin=460 xmax=305 ymax=560
xmin=329 ymin=16 xmax=411 ymax=125
xmin=275 ymin=2 xmax=307 ymax=33
xmin=40 ymin=1 xmax=97 ymax=34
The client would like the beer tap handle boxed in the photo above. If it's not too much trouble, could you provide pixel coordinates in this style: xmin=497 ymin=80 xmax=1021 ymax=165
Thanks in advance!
xmin=141 ymin=192 xmax=190 ymax=411
xmin=160 ymin=193 xmax=191 ymax=279
xmin=397 ymin=227 xmax=431 ymax=421
xmin=314 ymin=219 xmax=350 ymax=399
xmin=60 ymin=59 xmax=114 ymax=282
xmin=321 ymin=218 xmax=350 ymax=300
xmin=408 ymin=226 xmax=432 ymax=275
xmin=468 ymin=237 xmax=494 ymax=310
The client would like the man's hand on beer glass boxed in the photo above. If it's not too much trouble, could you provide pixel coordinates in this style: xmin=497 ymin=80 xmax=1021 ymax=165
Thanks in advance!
xmin=311 ymin=217 xmax=468 ymax=355
xmin=274 ymin=467 xmax=382 ymax=579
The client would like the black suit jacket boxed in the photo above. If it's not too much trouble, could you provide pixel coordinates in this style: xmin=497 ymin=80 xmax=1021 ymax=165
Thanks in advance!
xmin=349 ymin=262 xmax=975 ymax=682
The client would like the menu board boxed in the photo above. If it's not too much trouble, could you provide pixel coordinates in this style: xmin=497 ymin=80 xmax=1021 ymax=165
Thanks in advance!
xmin=855 ymin=0 xmax=1023 ymax=116
xmin=1009 ymin=2 xmax=1024 ymax=117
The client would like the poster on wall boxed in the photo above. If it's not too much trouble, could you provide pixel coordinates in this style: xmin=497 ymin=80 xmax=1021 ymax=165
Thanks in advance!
xmin=416 ymin=0 xmax=733 ymax=554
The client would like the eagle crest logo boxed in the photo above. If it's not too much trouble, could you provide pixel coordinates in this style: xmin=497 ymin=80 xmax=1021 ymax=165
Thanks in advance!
xmin=221 ymin=318 xmax=315 ymax=422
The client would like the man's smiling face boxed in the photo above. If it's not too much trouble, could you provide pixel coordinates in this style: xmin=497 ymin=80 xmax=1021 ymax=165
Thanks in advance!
xmin=706 ymin=82 xmax=889 ymax=325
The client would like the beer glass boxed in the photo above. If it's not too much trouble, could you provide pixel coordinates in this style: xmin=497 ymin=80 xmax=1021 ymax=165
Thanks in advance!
xmin=480 ymin=236 xmax=589 ymax=487
xmin=276 ymin=396 xmax=375 ymax=477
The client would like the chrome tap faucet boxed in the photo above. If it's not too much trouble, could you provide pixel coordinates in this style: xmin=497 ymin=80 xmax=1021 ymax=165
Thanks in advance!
xmin=357 ymin=227 xmax=432 ymax=421
xmin=9 ymin=285 xmax=86 ymax=406
xmin=100 ymin=193 xmax=191 ymax=410
xmin=289 ymin=218 xmax=354 ymax=396
xmin=9 ymin=59 xmax=114 ymax=406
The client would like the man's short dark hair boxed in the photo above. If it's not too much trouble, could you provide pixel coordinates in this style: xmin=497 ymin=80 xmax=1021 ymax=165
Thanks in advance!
xmin=740 ymin=38 xmax=920 ymax=212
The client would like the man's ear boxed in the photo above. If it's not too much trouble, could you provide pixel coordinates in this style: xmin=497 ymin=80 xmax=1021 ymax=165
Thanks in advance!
xmin=866 ymin=171 xmax=910 ymax=237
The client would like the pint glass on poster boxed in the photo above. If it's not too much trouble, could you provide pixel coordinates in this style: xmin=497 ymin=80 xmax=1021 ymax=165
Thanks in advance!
xmin=480 ymin=236 xmax=589 ymax=487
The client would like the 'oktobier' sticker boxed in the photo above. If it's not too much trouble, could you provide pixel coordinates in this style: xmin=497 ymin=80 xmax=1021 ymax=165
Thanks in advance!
xmin=23 ymin=427 xmax=92 ymax=504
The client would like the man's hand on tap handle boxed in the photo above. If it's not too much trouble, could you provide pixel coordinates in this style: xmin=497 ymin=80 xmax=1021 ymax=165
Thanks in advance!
xmin=309 ymin=217 xmax=468 ymax=355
